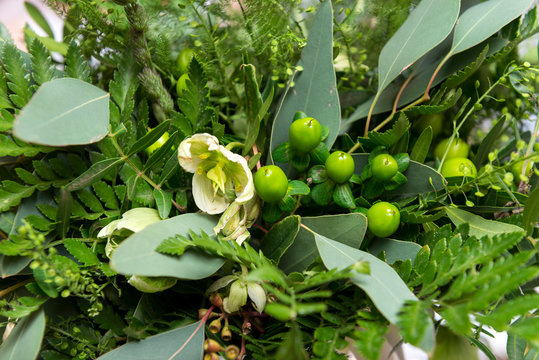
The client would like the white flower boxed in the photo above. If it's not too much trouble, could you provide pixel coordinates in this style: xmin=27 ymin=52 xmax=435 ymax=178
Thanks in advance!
xmin=178 ymin=133 xmax=254 ymax=214
xmin=97 ymin=208 xmax=162 ymax=257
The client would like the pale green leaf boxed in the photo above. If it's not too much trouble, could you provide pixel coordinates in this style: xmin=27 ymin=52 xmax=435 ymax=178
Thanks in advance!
xmin=0 ymin=309 xmax=45 ymax=360
xmin=110 ymin=213 xmax=225 ymax=279
xmin=377 ymin=0 xmax=460 ymax=91
xmin=450 ymin=0 xmax=534 ymax=55
xmin=97 ymin=320 xmax=204 ymax=360
xmin=445 ymin=207 xmax=524 ymax=239
xmin=13 ymin=78 xmax=110 ymax=146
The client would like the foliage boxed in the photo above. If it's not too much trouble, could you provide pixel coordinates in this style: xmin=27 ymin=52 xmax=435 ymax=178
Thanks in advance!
xmin=1 ymin=0 xmax=539 ymax=359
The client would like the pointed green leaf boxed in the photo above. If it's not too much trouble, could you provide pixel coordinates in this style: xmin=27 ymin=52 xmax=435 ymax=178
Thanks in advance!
xmin=473 ymin=116 xmax=506 ymax=167
xmin=13 ymin=78 xmax=110 ymax=146
xmin=445 ymin=207 xmax=524 ymax=239
xmin=368 ymin=238 xmax=422 ymax=264
xmin=411 ymin=126 xmax=433 ymax=163
xmin=261 ymin=215 xmax=300 ymax=263
xmin=97 ymin=320 xmax=204 ymax=360
xmin=523 ymin=187 xmax=539 ymax=236
xmin=270 ymin=1 xmax=340 ymax=162
xmin=0 ymin=309 xmax=45 ymax=360
xmin=279 ymin=213 xmax=366 ymax=273
xmin=450 ymin=0 xmax=534 ymax=55
xmin=153 ymin=188 xmax=172 ymax=219
xmin=24 ymin=2 xmax=54 ymax=38
xmin=377 ymin=0 xmax=460 ymax=92
xmin=127 ymin=120 xmax=170 ymax=156
xmin=314 ymin=234 xmax=433 ymax=348
xmin=66 ymin=157 xmax=123 ymax=191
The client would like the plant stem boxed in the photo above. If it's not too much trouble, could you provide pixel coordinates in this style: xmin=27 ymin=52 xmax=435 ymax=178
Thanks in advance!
xmin=0 ymin=279 xmax=33 ymax=298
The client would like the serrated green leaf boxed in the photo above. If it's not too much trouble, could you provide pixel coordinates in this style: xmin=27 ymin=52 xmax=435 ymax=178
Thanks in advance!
xmin=444 ymin=45 xmax=489 ymax=89
xmin=92 ymin=181 xmax=119 ymax=210
xmin=397 ymin=300 xmax=435 ymax=351
xmin=76 ymin=189 xmax=104 ymax=213
xmin=404 ymin=88 xmax=462 ymax=116
xmin=270 ymin=1 xmax=340 ymax=164
xmin=64 ymin=238 xmax=100 ymax=266
xmin=360 ymin=113 xmax=410 ymax=148
xmin=2 ymin=42 xmax=33 ymax=108
xmin=29 ymin=38 xmax=55 ymax=86
xmin=65 ymin=41 xmax=90 ymax=82
xmin=0 ymin=181 xmax=36 ymax=212
xmin=0 ymin=72 xmax=13 ymax=109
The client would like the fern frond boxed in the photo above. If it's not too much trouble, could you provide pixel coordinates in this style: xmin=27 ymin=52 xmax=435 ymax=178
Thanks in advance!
xmin=0 ymin=134 xmax=53 ymax=157
xmin=65 ymin=41 xmax=91 ymax=82
xmin=1 ymin=42 xmax=33 ymax=108
xmin=0 ymin=70 xmax=12 ymax=109
xmin=29 ymin=38 xmax=56 ymax=86
xmin=0 ymin=180 xmax=36 ymax=211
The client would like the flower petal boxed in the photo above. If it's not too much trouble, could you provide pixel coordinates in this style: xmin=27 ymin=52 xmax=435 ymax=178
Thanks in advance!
xmin=117 ymin=208 xmax=162 ymax=233
xmin=220 ymin=146 xmax=254 ymax=203
xmin=178 ymin=133 xmax=220 ymax=173
xmin=192 ymin=173 xmax=229 ymax=214
xmin=247 ymin=282 xmax=266 ymax=313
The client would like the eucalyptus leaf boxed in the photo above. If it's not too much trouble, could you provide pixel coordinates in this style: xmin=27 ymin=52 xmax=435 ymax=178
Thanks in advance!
xmin=110 ymin=213 xmax=225 ymax=279
xmin=450 ymin=0 xmax=534 ymax=55
xmin=97 ymin=320 xmax=204 ymax=360
xmin=279 ymin=213 xmax=366 ymax=273
xmin=270 ymin=1 xmax=340 ymax=163
xmin=377 ymin=0 xmax=460 ymax=92
xmin=0 ymin=309 xmax=45 ymax=360
xmin=445 ymin=207 xmax=525 ymax=238
xmin=368 ymin=238 xmax=422 ymax=264
xmin=314 ymin=234 xmax=431 ymax=345
xmin=13 ymin=78 xmax=110 ymax=146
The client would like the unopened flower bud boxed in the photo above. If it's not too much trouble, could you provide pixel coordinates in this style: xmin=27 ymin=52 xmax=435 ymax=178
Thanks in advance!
xmin=204 ymin=339 xmax=222 ymax=353
xmin=210 ymin=293 xmax=223 ymax=308
xmin=208 ymin=318 xmax=222 ymax=334
xmin=204 ymin=353 xmax=219 ymax=360
xmin=225 ymin=345 xmax=240 ymax=359
xmin=221 ymin=326 xmax=232 ymax=341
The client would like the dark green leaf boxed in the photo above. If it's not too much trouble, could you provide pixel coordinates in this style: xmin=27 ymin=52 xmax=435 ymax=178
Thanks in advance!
xmin=279 ymin=213 xmax=367 ymax=273
xmin=127 ymin=120 xmax=170 ymax=156
xmin=275 ymin=324 xmax=308 ymax=360
xmin=522 ymin=184 xmax=539 ymax=236
xmin=261 ymin=215 xmax=300 ymax=263
xmin=64 ymin=238 xmax=100 ymax=266
xmin=287 ymin=180 xmax=310 ymax=196
xmin=270 ymin=1 xmax=340 ymax=162
xmin=66 ymin=157 xmax=123 ymax=191
xmin=56 ymin=188 xmax=72 ymax=239
xmin=153 ymin=189 xmax=172 ymax=219
xmin=410 ymin=126 xmax=433 ymax=163
xmin=333 ymin=183 xmax=355 ymax=209
xmin=144 ymin=131 xmax=178 ymax=171
xmin=311 ymin=181 xmax=334 ymax=206
xmin=445 ymin=207 xmax=524 ymax=238
xmin=474 ymin=116 xmax=506 ymax=167
xmin=368 ymin=238 xmax=421 ymax=264
xmin=2 ymin=42 xmax=32 ymax=108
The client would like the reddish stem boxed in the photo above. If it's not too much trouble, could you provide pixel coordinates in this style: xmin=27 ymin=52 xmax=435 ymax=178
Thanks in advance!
xmin=167 ymin=305 xmax=215 ymax=360
xmin=252 ymin=144 xmax=261 ymax=170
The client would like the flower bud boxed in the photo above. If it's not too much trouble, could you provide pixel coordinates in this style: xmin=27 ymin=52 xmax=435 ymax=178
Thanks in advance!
xmin=204 ymin=339 xmax=222 ymax=353
xmin=221 ymin=326 xmax=232 ymax=341
xmin=210 ymin=293 xmax=223 ymax=308
xmin=223 ymin=281 xmax=248 ymax=313
xmin=225 ymin=345 xmax=240 ymax=359
xmin=208 ymin=318 xmax=222 ymax=334
xmin=204 ymin=353 xmax=219 ymax=360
